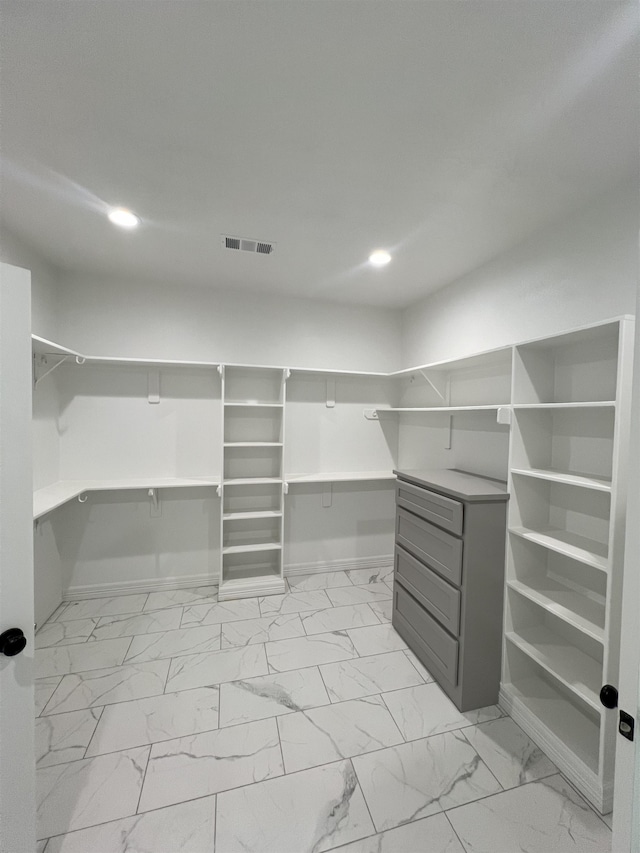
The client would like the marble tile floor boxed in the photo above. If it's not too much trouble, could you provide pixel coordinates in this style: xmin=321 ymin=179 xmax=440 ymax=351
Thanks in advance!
xmin=34 ymin=569 xmax=613 ymax=852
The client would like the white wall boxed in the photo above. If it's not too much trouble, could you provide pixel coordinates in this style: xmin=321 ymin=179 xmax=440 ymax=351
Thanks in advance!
xmin=56 ymin=274 xmax=403 ymax=373
xmin=0 ymin=227 xmax=60 ymax=340
xmin=402 ymin=186 xmax=637 ymax=367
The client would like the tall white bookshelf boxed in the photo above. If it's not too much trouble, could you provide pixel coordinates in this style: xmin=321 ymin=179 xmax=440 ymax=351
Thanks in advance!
xmin=219 ymin=366 xmax=288 ymax=600
xmin=500 ymin=318 xmax=634 ymax=814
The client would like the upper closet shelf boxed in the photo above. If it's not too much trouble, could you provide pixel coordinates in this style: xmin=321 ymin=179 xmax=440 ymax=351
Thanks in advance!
xmin=34 ymin=477 xmax=220 ymax=519
xmin=285 ymin=471 xmax=395 ymax=484
xmin=511 ymin=468 xmax=612 ymax=492
xmin=389 ymin=345 xmax=513 ymax=378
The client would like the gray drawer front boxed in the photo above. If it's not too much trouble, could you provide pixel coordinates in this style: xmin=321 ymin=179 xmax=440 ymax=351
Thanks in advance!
xmin=395 ymin=545 xmax=460 ymax=635
xmin=396 ymin=508 xmax=463 ymax=587
xmin=393 ymin=583 xmax=459 ymax=684
xmin=396 ymin=480 xmax=463 ymax=536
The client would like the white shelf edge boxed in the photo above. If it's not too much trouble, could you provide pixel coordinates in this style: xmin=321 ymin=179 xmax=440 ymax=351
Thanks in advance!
xmin=285 ymin=471 xmax=395 ymax=484
xmin=223 ymin=510 xmax=283 ymax=521
xmin=31 ymin=335 xmax=82 ymax=358
xmin=509 ymin=526 xmax=609 ymax=572
xmin=224 ymin=442 xmax=283 ymax=447
xmin=504 ymin=631 xmax=602 ymax=713
xmin=511 ymin=468 xmax=612 ymax=492
xmin=512 ymin=402 xmax=616 ymax=409
xmin=223 ymin=402 xmax=284 ymax=408
xmin=222 ymin=542 xmax=282 ymax=555
xmin=507 ymin=579 xmax=605 ymax=644
xmin=223 ymin=478 xmax=283 ymax=485
xmin=376 ymin=405 xmax=504 ymax=414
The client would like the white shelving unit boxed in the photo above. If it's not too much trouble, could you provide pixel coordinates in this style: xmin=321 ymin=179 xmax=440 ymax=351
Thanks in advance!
xmin=218 ymin=366 xmax=288 ymax=600
xmin=500 ymin=317 xmax=634 ymax=814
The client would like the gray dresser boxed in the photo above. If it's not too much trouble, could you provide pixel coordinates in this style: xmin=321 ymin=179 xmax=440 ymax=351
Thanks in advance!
xmin=392 ymin=469 xmax=509 ymax=712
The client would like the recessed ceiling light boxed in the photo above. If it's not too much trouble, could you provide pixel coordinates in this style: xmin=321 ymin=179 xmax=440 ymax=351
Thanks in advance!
xmin=107 ymin=207 xmax=140 ymax=229
xmin=369 ymin=249 xmax=391 ymax=267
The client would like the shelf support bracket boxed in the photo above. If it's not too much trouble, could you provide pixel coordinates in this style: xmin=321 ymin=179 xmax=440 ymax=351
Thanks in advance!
xmin=216 ymin=484 xmax=222 ymax=498
xmin=497 ymin=406 xmax=512 ymax=425
xmin=419 ymin=369 xmax=448 ymax=402
xmin=445 ymin=415 xmax=452 ymax=450
xmin=148 ymin=370 xmax=160 ymax=404
xmin=326 ymin=379 xmax=336 ymax=408
xmin=322 ymin=484 xmax=332 ymax=508
xmin=148 ymin=488 xmax=161 ymax=517
xmin=34 ymin=354 xmax=69 ymax=386
xmin=283 ymin=482 xmax=289 ymax=495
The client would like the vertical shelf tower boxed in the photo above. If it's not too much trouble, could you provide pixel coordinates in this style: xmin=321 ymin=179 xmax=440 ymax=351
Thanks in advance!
xmin=218 ymin=365 xmax=288 ymax=600
xmin=500 ymin=318 xmax=634 ymax=814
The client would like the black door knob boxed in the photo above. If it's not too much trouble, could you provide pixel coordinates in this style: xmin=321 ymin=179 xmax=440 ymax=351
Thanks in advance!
xmin=0 ymin=628 xmax=27 ymax=657
xmin=600 ymin=684 xmax=619 ymax=709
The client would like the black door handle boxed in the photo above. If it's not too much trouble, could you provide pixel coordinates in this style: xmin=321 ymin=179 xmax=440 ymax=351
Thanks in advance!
xmin=0 ymin=628 xmax=27 ymax=657
xmin=600 ymin=684 xmax=619 ymax=709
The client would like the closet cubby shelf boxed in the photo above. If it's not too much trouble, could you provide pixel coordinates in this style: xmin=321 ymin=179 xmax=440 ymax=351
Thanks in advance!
xmin=222 ymin=542 xmax=282 ymax=555
xmin=34 ymin=477 xmax=220 ymax=519
xmin=224 ymin=442 xmax=283 ymax=447
xmin=223 ymin=402 xmax=284 ymax=408
xmin=509 ymin=526 xmax=608 ymax=572
xmin=223 ymin=477 xmax=283 ymax=486
xmin=223 ymin=510 xmax=282 ymax=521
xmin=505 ymin=629 xmax=601 ymax=712
xmin=510 ymin=468 xmax=612 ymax=492
xmin=507 ymin=579 xmax=605 ymax=643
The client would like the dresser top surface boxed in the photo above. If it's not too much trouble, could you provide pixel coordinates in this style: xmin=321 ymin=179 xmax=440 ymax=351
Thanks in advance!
xmin=394 ymin=468 xmax=509 ymax=502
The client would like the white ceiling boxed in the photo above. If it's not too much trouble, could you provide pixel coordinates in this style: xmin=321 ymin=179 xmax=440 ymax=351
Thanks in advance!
xmin=1 ymin=1 xmax=637 ymax=308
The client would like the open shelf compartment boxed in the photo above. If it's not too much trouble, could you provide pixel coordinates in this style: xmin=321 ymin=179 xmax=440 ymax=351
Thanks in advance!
xmin=224 ymin=366 xmax=285 ymax=405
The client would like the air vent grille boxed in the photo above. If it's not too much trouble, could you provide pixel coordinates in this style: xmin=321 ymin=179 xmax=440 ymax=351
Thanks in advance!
xmin=222 ymin=235 xmax=275 ymax=255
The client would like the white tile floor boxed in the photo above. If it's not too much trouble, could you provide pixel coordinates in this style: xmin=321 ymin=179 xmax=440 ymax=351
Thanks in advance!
xmin=34 ymin=569 xmax=613 ymax=852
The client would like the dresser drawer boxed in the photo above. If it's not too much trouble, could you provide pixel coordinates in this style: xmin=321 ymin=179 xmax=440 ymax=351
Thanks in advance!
xmin=396 ymin=480 xmax=463 ymax=536
xmin=393 ymin=582 xmax=459 ymax=684
xmin=396 ymin=508 xmax=463 ymax=587
xmin=395 ymin=545 xmax=460 ymax=635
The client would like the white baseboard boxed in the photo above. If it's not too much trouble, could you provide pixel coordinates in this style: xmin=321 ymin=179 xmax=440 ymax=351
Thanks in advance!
xmin=63 ymin=554 xmax=394 ymax=600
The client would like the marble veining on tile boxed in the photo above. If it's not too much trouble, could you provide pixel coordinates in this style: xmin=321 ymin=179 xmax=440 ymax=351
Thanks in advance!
xmin=278 ymin=695 xmax=404 ymax=772
xmin=35 ymin=677 xmax=63 ymax=716
xmin=330 ymin=813 xmax=465 ymax=853
xmin=215 ymin=759 xmax=375 ymax=853
xmin=37 ymin=745 xmax=150 ymax=839
xmin=42 ymin=660 xmax=170 ymax=715
xmin=180 ymin=597 xmax=260 ymax=627
xmin=402 ymin=647 xmax=435 ymax=681
xmin=259 ymin=589 xmax=333 ymax=616
xmin=221 ymin=613 xmax=305 ymax=648
xmin=61 ymin=594 xmax=148 ymax=621
xmin=301 ymin=603 xmax=380 ymax=635
xmin=43 ymin=795 xmax=216 ymax=853
xmin=382 ymin=682 xmax=502 ymax=740
xmin=144 ymin=585 xmax=218 ymax=611
xmin=319 ymin=651 xmax=424 ymax=702
xmin=266 ymin=631 xmax=358 ymax=672
xmin=123 ymin=624 xmax=222 ymax=663
xmin=35 ymin=619 xmax=98 ymax=649
xmin=353 ymin=730 xmax=502 ymax=831
xmin=36 ymin=708 xmax=102 ymax=767
xmin=85 ymin=686 xmax=219 ymax=755
xmin=346 ymin=566 xmax=394 ymax=586
xmin=90 ymin=607 xmax=182 ymax=641
xmin=35 ymin=637 xmax=131 ymax=679
xmin=164 ymin=643 xmax=268 ymax=692
xmin=447 ymin=773 xmax=612 ymax=852
xmin=461 ymin=716 xmax=557 ymax=789
xmin=369 ymin=598 xmax=392 ymax=623
xmin=287 ymin=570 xmax=354 ymax=591
xmin=326 ymin=584 xmax=393 ymax=607
xmin=219 ymin=666 xmax=330 ymax=727
xmin=138 ymin=717 xmax=283 ymax=811
xmin=346 ymin=623 xmax=407 ymax=656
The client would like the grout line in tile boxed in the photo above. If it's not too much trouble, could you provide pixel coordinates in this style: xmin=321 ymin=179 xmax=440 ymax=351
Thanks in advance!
xmin=443 ymin=809 xmax=467 ymax=851
xmin=457 ymin=727 xmax=504 ymax=792
xmin=349 ymin=756 xmax=380 ymax=835
xmin=134 ymin=745 xmax=153 ymax=815
xmin=80 ymin=705 xmax=106 ymax=761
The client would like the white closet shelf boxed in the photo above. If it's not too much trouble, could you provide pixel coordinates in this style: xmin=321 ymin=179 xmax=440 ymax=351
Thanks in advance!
xmin=376 ymin=405 xmax=503 ymax=414
xmin=509 ymin=526 xmax=608 ymax=572
xmin=222 ymin=542 xmax=282 ymax=555
xmin=32 ymin=335 xmax=82 ymax=358
xmin=34 ymin=477 xmax=220 ymax=519
xmin=501 ymin=676 xmax=599 ymax=774
xmin=507 ymin=579 xmax=605 ymax=643
xmin=285 ymin=471 xmax=395 ymax=484
xmin=223 ymin=477 xmax=283 ymax=486
xmin=223 ymin=402 xmax=284 ymax=408
xmin=505 ymin=629 xmax=602 ymax=712
xmin=512 ymin=402 xmax=616 ymax=410
xmin=223 ymin=510 xmax=282 ymax=521
xmin=511 ymin=468 xmax=612 ymax=492
xmin=224 ymin=442 xmax=283 ymax=448
xmin=389 ymin=345 xmax=513 ymax=378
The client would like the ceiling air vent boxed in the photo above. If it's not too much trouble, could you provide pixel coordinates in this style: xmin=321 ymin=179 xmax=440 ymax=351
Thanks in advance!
xmin=222 ymin=235 xmax=275 ymax=255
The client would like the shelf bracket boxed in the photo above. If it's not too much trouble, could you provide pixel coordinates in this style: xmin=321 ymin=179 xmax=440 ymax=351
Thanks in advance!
xmin=419 ymin=369 xmax=448 ymax=402
xmin=148 ymin=488 xmax=161 ymax=517
xmin=216 ymin=484 xmax=222 ymax=498
xmin=497 ymin=406 xmax=512 ymax=425
xmin=322 ymin=484 xmax=332 ymax=508
xmin=326 ymin=379 xmax=336 ymax=408
xmin=217 ymin=364 xmax=224 ymax=377
xmin=445 ymin=415 xmax=452 ymax=450
xmin=148 ymin=370 xmax=160 ymax=404
xmin=284 ymin=368 xmax=291 ymax=381
xmin=77 ymin=493 xmax=88 ymax=503
xmin=283 ymin=482 xmax=289 ymax=495
xmin=34 ymin=354 xmax=69 ymax=386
